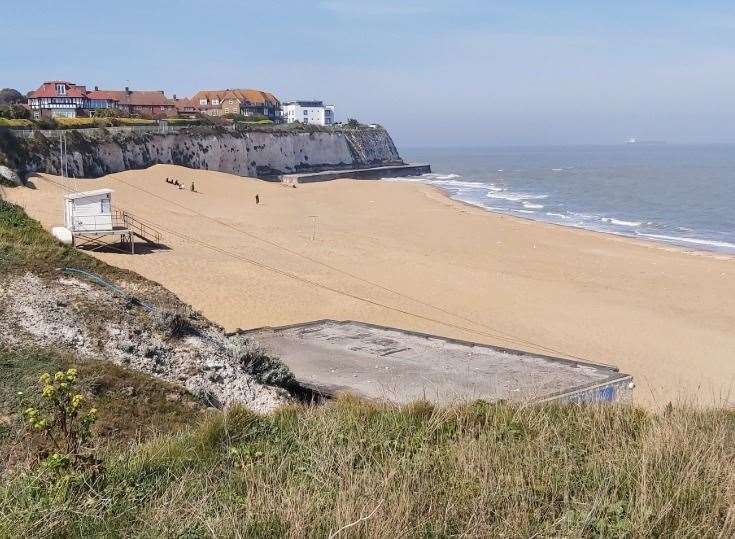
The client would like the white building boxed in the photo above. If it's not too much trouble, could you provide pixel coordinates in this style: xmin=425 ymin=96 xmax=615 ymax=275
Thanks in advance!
xmin=282 ymin=101 xmax=335 ymax=126
xmin=64 ymin=189 xmax=114 ymax=232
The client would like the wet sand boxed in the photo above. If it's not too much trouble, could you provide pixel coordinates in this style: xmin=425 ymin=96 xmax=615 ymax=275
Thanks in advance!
xmin=6 ymin=165 xmax=735 ymax=408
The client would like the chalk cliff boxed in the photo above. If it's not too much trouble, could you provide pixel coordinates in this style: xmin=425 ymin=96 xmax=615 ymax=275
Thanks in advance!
xmin=0 ymin=125 xmax=402 ymax=181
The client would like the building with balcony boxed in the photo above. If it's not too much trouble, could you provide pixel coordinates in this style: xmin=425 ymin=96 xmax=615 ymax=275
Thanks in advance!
xmin=282 ymin=101 xmax=335 ymax=126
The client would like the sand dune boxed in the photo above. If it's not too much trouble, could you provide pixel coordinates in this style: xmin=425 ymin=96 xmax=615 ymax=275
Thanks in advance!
xmin=6 ymin=164 xmax=734 ymax=407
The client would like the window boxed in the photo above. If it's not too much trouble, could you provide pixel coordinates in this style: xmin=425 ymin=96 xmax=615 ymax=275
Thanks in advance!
xmin=212 ymin=99 xmax=219 ymax=105
xmin=303 ymin=110 xmax=308 ymax=116
xmin=200 ymin=99 xmax=207 ymax=105
xmin=56 ymin=84 xmax=66 ymax=95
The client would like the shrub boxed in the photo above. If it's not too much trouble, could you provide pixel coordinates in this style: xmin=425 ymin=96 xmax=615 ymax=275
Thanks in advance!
xmin=0 ymin=88 xmax=25 ymax=105
xmin=165 ymin=118 xmax=203 ymax=126
xmin=94 ymin=107 xmax=130 ymax=118
xmin=56 ymin=117 xmax=99 ymax=128
xmin=0 ymin=104 xmax=30 ymax=120
xmin=21 ymin=368 xmax=99 ymax=473
xmin=228 ymin=335 xmax=296 ymax=388
xmin=114 ymin=117 xmax=157 ymax=126
xmin=154 ymin=308 xmax=196 ymax=339
xmin=35 ymin=117 xmax=58 ymax=129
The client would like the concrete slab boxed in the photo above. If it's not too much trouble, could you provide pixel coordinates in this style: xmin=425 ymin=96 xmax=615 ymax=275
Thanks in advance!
xmin=279 ymin=164 xmax=431 ymax=184
xmin=240 ymin=320 xmax=634 ymax=405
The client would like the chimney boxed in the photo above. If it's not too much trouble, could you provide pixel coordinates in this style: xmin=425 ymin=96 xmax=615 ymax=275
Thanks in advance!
xmin=94 ymin=86 xmax=99 ymax=91
xmin=173 ymin=94 xmax=177 ymax=100
xmin=125 ymin=86 xmax=130 ymax=94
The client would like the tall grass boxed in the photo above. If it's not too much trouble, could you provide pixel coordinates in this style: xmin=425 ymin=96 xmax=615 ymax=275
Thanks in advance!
xmin=1 ymin=397 xmax=732 ymax=537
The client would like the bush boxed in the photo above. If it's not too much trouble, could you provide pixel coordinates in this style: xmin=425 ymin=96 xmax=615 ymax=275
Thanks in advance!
xmin=94 ymin=108 xmax=130 ymax=118
xmin=20 ymin=368 xmax=99 ymax=473
xmin=0 ymin=88 xmax=24 ymax=105
xmin=228 ymin=335 xmax=296 ymax=388
xmin=0 ymin=104 xmax=30 ymax=120
xmin=114 ymin=117 xmax=157 ymax=126
xmin=153 ymin=308 xmax=197 ymax=339
xmin=56 ymin=117 xmax=101 ymax=128
xmin=165 ymin=118 xmax=203 ymax=126
xmin=34 ymin=117 xmax=58 ymax=130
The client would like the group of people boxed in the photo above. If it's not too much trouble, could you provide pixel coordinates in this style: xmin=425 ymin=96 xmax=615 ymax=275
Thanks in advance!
xmin=166 ymin=177 xmax=196 ymax=192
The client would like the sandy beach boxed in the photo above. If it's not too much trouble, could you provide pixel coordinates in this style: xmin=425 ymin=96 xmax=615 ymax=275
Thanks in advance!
xmin=6 ymin=165 xmax=734 ymax=408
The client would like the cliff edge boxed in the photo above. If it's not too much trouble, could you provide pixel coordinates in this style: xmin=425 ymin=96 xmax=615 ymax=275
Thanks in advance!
xmin=0 ymin=124 xmax=403 ymax=181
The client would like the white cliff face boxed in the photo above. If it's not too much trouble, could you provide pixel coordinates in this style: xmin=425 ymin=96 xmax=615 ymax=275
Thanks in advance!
xmin=15 ymin=127 xmax=402 ymax=179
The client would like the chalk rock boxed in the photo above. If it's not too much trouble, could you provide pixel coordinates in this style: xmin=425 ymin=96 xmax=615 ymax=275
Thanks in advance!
xmin=0 ymin=165 xmax=21 ymax=186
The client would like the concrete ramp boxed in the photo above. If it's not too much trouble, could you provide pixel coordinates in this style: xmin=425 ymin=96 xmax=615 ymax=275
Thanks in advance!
xmin=241 ymin=320 xmax=633 ymax=405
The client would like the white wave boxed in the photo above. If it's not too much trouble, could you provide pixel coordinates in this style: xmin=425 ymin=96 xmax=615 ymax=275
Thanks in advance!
xmin=546 ymin=212 xmax=569 ymax=219
xmin=432 ymin=173 xmax=461 ymax=180
xmin=513 ymin=209 xmax=537 ymax=214
xmin=486 ymin=191 xmax=548 ymax=202
xmin=636 ymin=233 xmax=735 ymax=250
xmin=522 ymin=201 xmax=545 ymax=209
xmin=488 ymin=185 xmax=503 ymax=191
xmin=551 ymin=168 xmax=563 ymax=172
xmin=601 ymin=217 xmax=642 ymax=227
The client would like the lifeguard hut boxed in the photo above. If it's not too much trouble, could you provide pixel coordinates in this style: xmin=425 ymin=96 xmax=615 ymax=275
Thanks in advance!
xmin=62 ymin=189 xmax=160 ymax=253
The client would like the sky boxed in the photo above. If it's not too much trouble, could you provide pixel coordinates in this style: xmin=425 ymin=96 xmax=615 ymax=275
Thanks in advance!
xmin=3 ymin=0 xmax=735 ymax=147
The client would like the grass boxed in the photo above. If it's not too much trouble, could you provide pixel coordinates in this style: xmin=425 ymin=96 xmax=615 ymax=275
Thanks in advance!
xmin=0 ymin=399 xmax=732 ymax=537
xmin=0 ymin=118 xmax=34 ymax=128
xmin=0 ymin=198 xmax=128 ymax=278
xmin=0 ymin=347 xmax=203 ymax=467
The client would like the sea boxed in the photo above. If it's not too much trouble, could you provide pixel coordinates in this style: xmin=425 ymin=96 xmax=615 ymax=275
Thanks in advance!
xmin=394 ymin=145 xmax=735 ymax=254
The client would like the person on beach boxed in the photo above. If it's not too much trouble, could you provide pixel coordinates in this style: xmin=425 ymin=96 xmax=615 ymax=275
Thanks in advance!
xmin=191 ymin=181 xmax=196 ymax=192
xmin=255 ymin=194 xmax=260 ymax=205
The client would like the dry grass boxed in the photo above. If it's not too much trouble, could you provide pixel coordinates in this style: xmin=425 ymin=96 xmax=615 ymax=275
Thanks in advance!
xmin=0 ymin=397 xmax=732 ymax=537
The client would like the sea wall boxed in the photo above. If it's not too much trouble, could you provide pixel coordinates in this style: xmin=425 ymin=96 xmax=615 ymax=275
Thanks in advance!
xmin=0 ymin=125 xmax=403 ymax=180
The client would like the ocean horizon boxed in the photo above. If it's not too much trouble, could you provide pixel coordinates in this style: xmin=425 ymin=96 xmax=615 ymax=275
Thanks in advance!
xmin=396 ymin=144 xmax=735 ymax=254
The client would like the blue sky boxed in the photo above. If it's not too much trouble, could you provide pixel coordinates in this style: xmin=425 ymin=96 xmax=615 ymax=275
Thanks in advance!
xmin=4 ymin=1 xmax=735 ymax=146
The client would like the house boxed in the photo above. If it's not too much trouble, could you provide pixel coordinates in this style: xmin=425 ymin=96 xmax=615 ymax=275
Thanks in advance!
xmin=191 ymin=90 xmax=226 ymax=117
xmin=173 ymin=95 xmax=198 ymax=117
xmin=282 ymin=101 xmax=335 ymax=126
xmin=103 ymin=88 xmax=176 ymax=117
xmin=27 ymin=81 xmax=177 ymax=118
xmin=85 ymin=87 xmax=120 ymax=112
xmin=27 ymin=81 xmax=89 ymax=118
xmin=191 ymin=88 xmax=281 ymax=120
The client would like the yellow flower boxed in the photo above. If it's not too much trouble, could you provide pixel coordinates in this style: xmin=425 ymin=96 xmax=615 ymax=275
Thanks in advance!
xmin=71 ymin=394 xmax=85 ymax=409
xmin=54 ymin=371 xmax=65 ymax=382
xmin=39 ymin=373 xmax=51 ymax=385
xmin=42 ymin=384 xmax=56 ymax=398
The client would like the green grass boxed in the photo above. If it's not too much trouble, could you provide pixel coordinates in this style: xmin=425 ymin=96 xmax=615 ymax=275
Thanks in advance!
xmin=0 ymin=399 xmax=732 ymax=537
xmin=0 ymin=118 xmax=34 ymax=128
xmin=0 ymin=347 xmax=202 ymax=467
xmin=0 ymin=198 xmax=127 ymax=277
